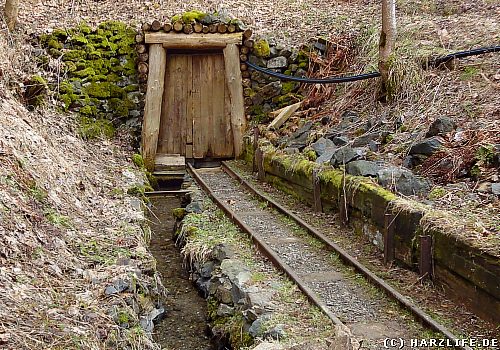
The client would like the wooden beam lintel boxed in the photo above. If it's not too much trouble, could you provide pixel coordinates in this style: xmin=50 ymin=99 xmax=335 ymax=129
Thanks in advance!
xmin=145 ymin=32 xmax=242 ymax=47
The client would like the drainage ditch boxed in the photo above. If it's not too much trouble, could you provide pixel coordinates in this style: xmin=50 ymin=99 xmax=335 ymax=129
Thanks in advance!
xmin=147 ymin=193 xmax=214 ymax=350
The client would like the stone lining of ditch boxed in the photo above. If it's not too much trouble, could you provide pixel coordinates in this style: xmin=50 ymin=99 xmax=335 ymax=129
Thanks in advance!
xmin=173 ymin=184 xmax=357 ymax=350
xmin=243 ymin=141 xmax=499 ymax=324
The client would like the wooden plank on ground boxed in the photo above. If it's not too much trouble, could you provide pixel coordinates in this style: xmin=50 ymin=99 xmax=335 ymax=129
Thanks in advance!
xmin=141 ymin=44 xmax=167 ymax=171
xmin=146 ymin=32 xmax=242 ymax=47
xmin=268 ymin=102 xmax=302 ymax=130
xmin=223 ymin=43 xmax=246 ymax=157
xmin=154 ymin=154 xmax=185 ymax=171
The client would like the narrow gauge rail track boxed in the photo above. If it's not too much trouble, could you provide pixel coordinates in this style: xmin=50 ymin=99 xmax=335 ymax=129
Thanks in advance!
xmin=187 ymin=163 xmax=471 ymax=350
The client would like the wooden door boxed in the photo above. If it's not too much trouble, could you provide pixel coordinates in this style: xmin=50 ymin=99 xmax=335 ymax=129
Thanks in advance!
xmin=157 ymin=51 xmax=234 ymax=159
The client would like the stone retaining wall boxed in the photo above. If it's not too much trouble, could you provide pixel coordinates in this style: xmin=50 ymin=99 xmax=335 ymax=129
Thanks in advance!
xmin=246 ymin=142 xmax=500 ymax=323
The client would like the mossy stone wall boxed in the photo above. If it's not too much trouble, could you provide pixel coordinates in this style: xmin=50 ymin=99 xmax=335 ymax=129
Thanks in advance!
xmin=245 ymin=39 xmax=309 ymax=123
xmin=38 ymin=21 xmax=143 ymax=141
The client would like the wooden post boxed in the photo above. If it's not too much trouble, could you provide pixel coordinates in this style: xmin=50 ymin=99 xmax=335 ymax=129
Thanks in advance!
xmin=141 ymin=44 xmax=167 ymax=171
xmin=339 ymin=193 xmax=348 ymax=224
xmin=384 ymin=213 xmax=395 ymax=265
xmin=223 ymin=43 xmax=246 ymax=158
xmin=419 ymin=235 xmax=433 ymax=279
xmin=256 ymin=148 xmax=265 ymax=181
xmin=312 ymin=169 xmax=322 ymax=213
xmin=253 ymin=127 xmax=259 ymax=172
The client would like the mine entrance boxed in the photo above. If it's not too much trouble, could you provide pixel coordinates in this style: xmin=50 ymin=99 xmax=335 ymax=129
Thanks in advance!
xmin=157 ymin=49 xmax=234 ymax=159
xmin=141 ymin=33 xmax=245 ymax=172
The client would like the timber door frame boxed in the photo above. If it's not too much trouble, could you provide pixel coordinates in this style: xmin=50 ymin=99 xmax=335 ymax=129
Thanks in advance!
xmin=141 ymin=33 xmax=245 ymax=170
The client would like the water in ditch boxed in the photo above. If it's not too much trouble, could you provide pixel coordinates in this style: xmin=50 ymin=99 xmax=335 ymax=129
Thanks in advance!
xmin=147 ymin=195 xmax=213 ymax=350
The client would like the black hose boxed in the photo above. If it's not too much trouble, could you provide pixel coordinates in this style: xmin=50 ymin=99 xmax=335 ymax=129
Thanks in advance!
xmin=247 ymin=44 xmax=500 ymax=84
xmin=428 ymin=45 xmax=500 ymax=66
xmin=246 ymin=61 xmax=380 ymax=84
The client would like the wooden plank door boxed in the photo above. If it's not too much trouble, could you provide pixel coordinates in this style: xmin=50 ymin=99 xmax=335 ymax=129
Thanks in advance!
xmin=157 ymin=51 xmax=234 ymax=159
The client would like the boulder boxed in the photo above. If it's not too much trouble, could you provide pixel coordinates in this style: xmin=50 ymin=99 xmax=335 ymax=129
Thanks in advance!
xmin=330 ymin=136 xmax=349 ymax=146
xmin=315 ymin=147 xmax=336 ymax=164
xmin=267 ymin=56 xmax=288 ymax=69
xmin=330 ymin=147 xmax=364 ymax=167
xmin=312 ymin=137 xmax=335 ymax=156
xmin=491 ymin=183 xmax=500 ymax=195
xmin=345 ymin=160 xmax=380 ymax=177
xmin=264 ymin=324 xmax=287 ymax=340
xmin=426 ymin=117 xmax=457 ymax=137
xmin=260 ymin=81 xmax=282 ymax=100
xmin=352 ymin=132 xmax=381 ymax=147
xmin=284 ymin=147 xmax=300 ymax=155
xmin=377 ymin=167 xmax=430 ymax=196
xmin=217 ymin=303 xmax=235 ymax=317
xmin=409 ymin=136 xmax=445 ymax=155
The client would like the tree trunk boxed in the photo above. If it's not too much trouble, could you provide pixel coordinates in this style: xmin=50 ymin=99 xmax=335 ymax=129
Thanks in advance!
xmin=378 ymin=0 xmax=397 ymax=100
xmin=5 ymin=0 xmax=20 ymax=31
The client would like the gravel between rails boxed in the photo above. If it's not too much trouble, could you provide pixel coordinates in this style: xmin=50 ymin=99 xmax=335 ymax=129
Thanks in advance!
xmin=197 ymin=168 xmax=427 ymax=350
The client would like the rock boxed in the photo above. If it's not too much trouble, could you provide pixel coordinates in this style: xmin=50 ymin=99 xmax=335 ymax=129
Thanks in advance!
xmin=252 ymin=342 xmax=284 ymax=350
xmin=311 ymin=137 xmax=335 ymax=156
xmin=220 ymin=259 xmax=250 ymax=282
xmin=377 ymin=167 xmax=430 ymax=196
xmin=330 ymin=147 xmax=364 ymax=167
xmin=246 ymin=286 xmax=275 ymax=309
xmin=493 ymin=144 xmax=500 ymax=168
xmin=477 ymin=182 xmax=491 ymax=193
xmin=269 ymin=46 xmax=280 ymax=58
xmin=105 ymin=285 xmax=118 ymax=295
xmin=114 ymin=279 xmax=129 ymax=293
xmin=409 ymin=136 xmax=445 ymax=155
xmin=201 ymin=261 xmax=215 ymax=279
xmin=352 ymin=132 xmax=381 ymax=147
xmin=286 ymin=122 xmax=313 ymax=150
xmin=284 ymin=147 xmax=300 ymax=155
xmin=217 ymin=304 xmax=235 ymax=317
xmin=249 ymin=55 xmax=267 ymax=67
xmin=139 ymin=316 xmax=154 ymax=332
xmin=213 ymin=243 xmax=233 ymax=262
xmin=243 ymin=308 xmax=259 ymax=322
xmin=260 ymin=81 xmax=282 ymax=100
xmin=195 ymin=277 xmax=211 ymax=297
xmin=426 ymin=117 xmax=457 ymax=137
xmin=267 ymin=56 xmax=288 ymax=69
xmin=249 ymin=315 xmax=271 ymax=337
xmin=491 ymin=183 xmax=500 ymax=195
xmin=294 ymin=68 xmax=307 ymax=77
xmin=215 ymin=280 xmax=233 ymax=304
xmin=345 ymin=160 xmax=380 ymax=177
xmin=149 ymin=306 xmax=166 ymax=323
xmin=368 ymin=140 xmax=380 ymax=152
xmin=315 ymin=147 xmax=336 ymax=164
xmin=330 ymin=136 xmax=349 ymax=146
xmin=186 ymin=200 xmax=203 ymax=213
xmin=264 ymin=324 xmax=287 ymax=340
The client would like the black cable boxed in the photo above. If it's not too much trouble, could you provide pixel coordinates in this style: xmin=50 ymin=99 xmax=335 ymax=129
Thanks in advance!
xmin=246 ymin=60 xmax=380 ymax=84
xmin=247 ymin=44 xmax=500 ymax=84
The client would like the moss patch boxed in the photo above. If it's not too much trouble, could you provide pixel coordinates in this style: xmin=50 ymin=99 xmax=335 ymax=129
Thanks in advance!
xmin=253 ymin=39 xmax=271 ymax=58
xmin=78 ymin=117 xmax=115 ymax=139
xmin=38 ymin=20 xmax=141 ymax=140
